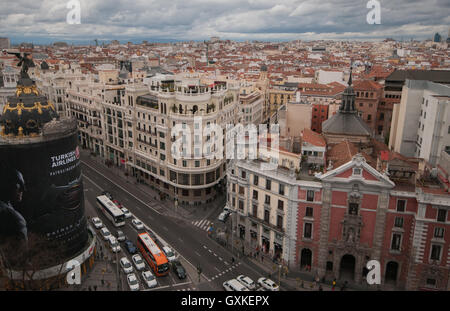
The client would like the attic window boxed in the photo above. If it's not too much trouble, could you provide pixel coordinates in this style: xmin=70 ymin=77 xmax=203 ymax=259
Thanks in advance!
xmin=353 ymin=168 xmax=362 ymax=176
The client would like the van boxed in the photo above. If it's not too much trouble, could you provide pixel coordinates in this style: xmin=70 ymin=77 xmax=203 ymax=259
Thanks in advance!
xmin=223 ymin=279 xmax=250 ymax=291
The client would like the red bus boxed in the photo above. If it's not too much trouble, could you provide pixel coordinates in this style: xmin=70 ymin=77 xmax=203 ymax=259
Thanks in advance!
xmin=137 ymin=232 xmax=169 ymax=276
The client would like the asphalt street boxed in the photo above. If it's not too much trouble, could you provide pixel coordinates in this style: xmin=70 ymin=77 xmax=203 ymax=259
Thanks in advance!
xmin=81 ymin=155 xmax=282 ymax=291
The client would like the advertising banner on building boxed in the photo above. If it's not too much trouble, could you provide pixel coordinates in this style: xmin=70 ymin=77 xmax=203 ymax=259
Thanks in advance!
xmin=0 ymin=133 xmax=88 ymax=268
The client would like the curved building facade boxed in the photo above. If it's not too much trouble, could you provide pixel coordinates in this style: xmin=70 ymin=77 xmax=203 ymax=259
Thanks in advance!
xmin=0 ymin=71 xmax=91 ymax=284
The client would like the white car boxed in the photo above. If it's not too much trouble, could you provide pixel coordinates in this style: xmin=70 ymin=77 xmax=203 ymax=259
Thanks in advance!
xmin=109 ymin=236 xmax=121 ymax=253
xmin=162 ymin=246 xmax=176 ymax=262
xmin=258 ymin=277 xmax=279 ymax=291
xmin=237 ymin=275 xmax=256 ymax=290
xmin=120 ymin=257 xmax=133 ymax=274
xmin=121 ymin=207 xmax=132 ymax=219
xmin=91 ymin=217 xmax=103 ymax=229
xmin=127 ymin=273 xmax=139 ymax=291
xmin=223 ymin=279 xmax=250 ymax=291
xmin=142 ymin=270 xmax=157 ymax=288
xmin=132 ymin=218 xmax=144 ymax=230
xmin=218 ymin=211 xmax=229 ymax=222
xmin=132 ymin=254 xmax=146 ymax=271
xmin=116 ymin=230 xmax=126 ymax=242
xmin=100 ymin=227 xmax=111 ymax=241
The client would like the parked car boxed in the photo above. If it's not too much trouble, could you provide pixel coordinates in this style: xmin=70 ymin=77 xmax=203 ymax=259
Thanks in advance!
xmin=124 ymin=240 xmax=137 ymax=254
xmin=121 ymin=207 xmax=132 ymax=218
xmin=101 ymin=191 xmax=113 ymax=200
xmin=120 ymin=257 xmax=133 ymax=274
xmin=126 ymin=273 xmax=139 ymax=291
xmin=142 ymin=270 xmax=157 ymax=288
xmin=258 ymin=277 xmax=279 ymax=291
xmin=132 ymin=218 xmax=144 ymax=230
xmin=223 ymin=279 xmax=250 ymax=291
xmin=162 ymin=246 xmax=176 ymax=262
xmin=171 ymin=260 xmax=186 ymax=279
xmin=91 ymin=217 xmax=103 ymax=229
xmin=132 ymin=254 xmax=146 ymax=271
xmin=116 ymin=230 xmax=126 ymax=242
xmin=218 ymin=211 xmax=229 ymax=222
xmin=100 ymin=227 xmax=111 ymax=241
xmin=237 ymin=275 xmax=256 ymax=290
xmin=109 ymin=236 xmax=121 ymax=253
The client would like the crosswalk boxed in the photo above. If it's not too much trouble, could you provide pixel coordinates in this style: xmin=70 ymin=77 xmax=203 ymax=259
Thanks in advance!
xmin=192 ymin=219 xmax=213 ymax=231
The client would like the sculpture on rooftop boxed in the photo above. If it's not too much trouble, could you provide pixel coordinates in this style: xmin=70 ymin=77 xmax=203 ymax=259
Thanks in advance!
xmin=6 ymin=51 xmax=35 ymax=79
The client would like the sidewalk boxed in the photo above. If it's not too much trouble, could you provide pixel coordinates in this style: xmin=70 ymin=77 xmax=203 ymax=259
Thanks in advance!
xmin=80 ymin=150 xmax=225 ymax=222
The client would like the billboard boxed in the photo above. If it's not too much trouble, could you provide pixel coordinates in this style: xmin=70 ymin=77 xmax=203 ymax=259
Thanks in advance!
xmin=0 ymin=133 xmax=88 ymax=268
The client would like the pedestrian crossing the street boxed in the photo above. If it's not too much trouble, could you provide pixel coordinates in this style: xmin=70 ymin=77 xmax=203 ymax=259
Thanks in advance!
xmin=192 ymin=219 xmax=213 ymax=231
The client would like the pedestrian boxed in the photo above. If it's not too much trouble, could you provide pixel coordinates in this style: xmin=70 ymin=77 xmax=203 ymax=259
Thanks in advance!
xmin=88 ymin=286 xmax=91 ymax=291
xmin=93 ymin=285 xmax=97 ymax=291
xmin=101 ymin=279 xmax=104 ymax=285
xmin=261 ymin=255 xmax=264 ymax=263
xmin=318 ymin=284 xmax=323 ymax=291
xmin=332 ymin=278 xmax=336 ymax=291
xmin=231 ymin=257 xmax=235 ymax=264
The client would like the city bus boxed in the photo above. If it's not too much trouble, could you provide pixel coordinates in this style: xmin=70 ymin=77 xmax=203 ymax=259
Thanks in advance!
xmin=136 ymin=232 xmax=169 ymax=277
xmin=96 ymin=195 xmax=125 ymax=227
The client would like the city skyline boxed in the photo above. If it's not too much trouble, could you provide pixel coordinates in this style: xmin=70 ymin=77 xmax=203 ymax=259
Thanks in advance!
xmin=1 ymin=0 xmax=449 ymax=44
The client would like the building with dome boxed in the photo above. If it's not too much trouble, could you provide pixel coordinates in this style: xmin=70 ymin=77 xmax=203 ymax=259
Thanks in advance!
xmin=0 ymin=58 xmax=95 ymax=290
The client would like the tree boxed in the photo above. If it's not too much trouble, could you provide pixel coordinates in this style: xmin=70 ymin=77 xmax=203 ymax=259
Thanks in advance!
xmin=0 ymin=233 xmax=70 ymax=290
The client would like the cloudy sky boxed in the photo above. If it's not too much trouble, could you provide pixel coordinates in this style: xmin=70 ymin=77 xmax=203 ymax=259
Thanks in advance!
xmin=1 ymin=0 xmax=449 ymax=44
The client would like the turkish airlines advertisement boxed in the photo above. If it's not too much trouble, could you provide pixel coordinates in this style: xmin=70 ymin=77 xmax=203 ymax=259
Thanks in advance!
xmin=0 ymin=133 xmax=88 ymax=267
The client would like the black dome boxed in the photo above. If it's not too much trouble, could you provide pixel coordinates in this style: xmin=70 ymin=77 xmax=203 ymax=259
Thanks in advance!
xmin=0 ymin=77 xmax=58 ymax=137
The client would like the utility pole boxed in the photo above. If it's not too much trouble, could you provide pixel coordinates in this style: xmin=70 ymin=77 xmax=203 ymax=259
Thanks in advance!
xmin=278 ymin=264 xmax=282 ymax=286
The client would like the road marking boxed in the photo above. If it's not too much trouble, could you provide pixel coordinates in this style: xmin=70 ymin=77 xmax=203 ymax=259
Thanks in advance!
xmin=178 ymin=238 xmax=183 ymax=242
xmin=214 ymin=267 xmax=221 ymax=272
xmin=82 ymin=161 xmax=162 ymax=215
xmin=172 ymin=281 xmax=192 ymax=287
xmin=213 ymin=253 xmax=217 ymax=257
xmin=208 ymin=249 xmax=212 ymax=253
xmin=218 ymin=257 xmax=222 ymax=261
xmin=83 ymin=174 xmax=103 ymax=192
xmin=203 ymin=245 xmax=207 ymax=249
xmin=195 ymin=251 xmax=201 ymax=257
xmin=162 ymin=226 xmax=169 ymax=231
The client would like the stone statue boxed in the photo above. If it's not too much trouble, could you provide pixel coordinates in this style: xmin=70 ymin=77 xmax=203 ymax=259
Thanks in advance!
xmin=6 ymin=51 xmax=35 ymax=79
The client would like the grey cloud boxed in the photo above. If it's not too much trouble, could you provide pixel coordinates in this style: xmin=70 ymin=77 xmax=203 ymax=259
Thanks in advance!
xmin=0 ymin=0 xmax=447 ymax=42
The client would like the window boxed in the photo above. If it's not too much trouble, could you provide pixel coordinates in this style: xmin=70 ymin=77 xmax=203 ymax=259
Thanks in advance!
xmin=277 ymin=215 xmax=283 ymax=228
xmin=391 ymin=233 xmax=402 ymax=251
xmin=304 ymin=223 xmax=312 ymax=239
xmin=396 ymin=200 xmax=406 ymax=212
xmin=437 ymin=209 xmax=447 ymax=222
xmin=182 ymin=160 xmax=187 ymax=167
xmin=349 ymin=203 xmax=358 ymax=215
xmin=353 ymin=168 xmax=362 ymax=176
xmin=253 ymin=190 xmax=258 ymax=200
xmin=430 ymin=244 xmax=442 ymax=261
xmin=426 ymin=278 xmax=436 ymax=287
xmin=254 ymin=175 xmax=259 ymax=186
xmin=434 ymin=227 xmax=444 ymax=238
xmin=394 ymin=217 xmax=403 ymax=228
xmin=252 ymin=205 xmax=258 ymax=217
xmin=238 ymin=200 xmax=244 ymax=211
xmin=305 ymin=207 xmax=313 ymax=217
xmin=279 ymin=184 xmax=285 ymax=195
xmin=195 ymin=160 xmax=200 ymax=167
xmin=264 ymin=210 xmax=270 ymax=222
xmin=266 ymin=179 xmax=271 ymax=190
xmin=241 ymin=171 xmax=246 ymax=179
xmin=239 ymin=186 xmax=244 ymax=195
xmin=265 ymin=195 xmax=270 ymax=205
xmin=306 ymin=190 xmax=314 ymax=202
xmin=278 ymin=200 xmax=284 ymax=211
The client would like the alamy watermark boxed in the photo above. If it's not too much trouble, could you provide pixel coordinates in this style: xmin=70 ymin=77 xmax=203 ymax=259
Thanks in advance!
xmin=366 ymin=260 xmax=381 ymax=285
xmin=66 ymin=259 xmax=81 ymax=285
xmin=170 ymin=118 xmax=280 ymax=171
xmin=66 ymin=0 xmax=81 ymax=24
xmin=366 ymin=0 xmax=381 ymax=24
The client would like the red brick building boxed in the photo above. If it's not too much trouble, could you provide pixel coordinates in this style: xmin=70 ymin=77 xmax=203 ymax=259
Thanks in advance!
xmin=294 ymin=149 xmax=450 ymax=290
